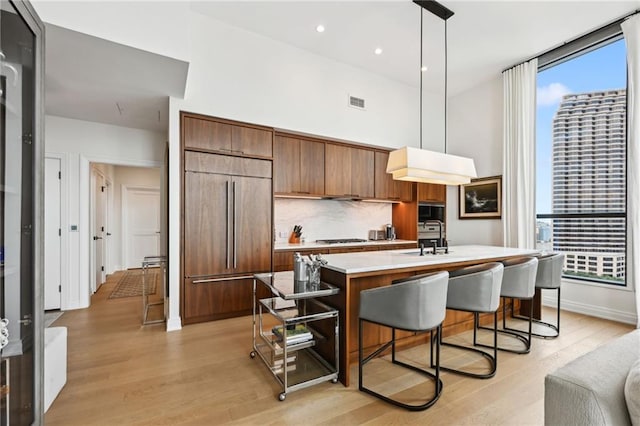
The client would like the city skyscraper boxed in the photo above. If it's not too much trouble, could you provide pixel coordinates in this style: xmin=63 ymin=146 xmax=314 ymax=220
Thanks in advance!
xmin=550 ymin=89 xmax=626 ymax=280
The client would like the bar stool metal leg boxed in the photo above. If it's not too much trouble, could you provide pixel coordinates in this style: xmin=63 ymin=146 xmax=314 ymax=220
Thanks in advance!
xmin=434 ymin=312 xmax=499 ymax=379
xmin=359 ymin=320 xmax=443 ymax=411
xmin=510 ymin=288 xmax=561 ymax=339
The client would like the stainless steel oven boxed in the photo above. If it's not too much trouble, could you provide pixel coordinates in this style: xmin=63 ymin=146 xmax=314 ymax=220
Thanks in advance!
xmin=418 ymin=221 xmax=446 ymax=248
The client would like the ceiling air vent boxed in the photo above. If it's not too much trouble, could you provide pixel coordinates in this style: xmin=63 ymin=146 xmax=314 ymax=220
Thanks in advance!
xmin=348 ymin=95 xmax=365 ymax=110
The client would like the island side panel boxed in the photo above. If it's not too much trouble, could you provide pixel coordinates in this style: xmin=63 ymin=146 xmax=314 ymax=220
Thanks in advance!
xmin=319 ymin=268 xmax=349 ymax=385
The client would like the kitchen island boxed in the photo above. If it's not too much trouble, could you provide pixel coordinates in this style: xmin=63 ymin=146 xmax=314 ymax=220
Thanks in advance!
xmin=318 ymin=245 xmax=539 ymax=386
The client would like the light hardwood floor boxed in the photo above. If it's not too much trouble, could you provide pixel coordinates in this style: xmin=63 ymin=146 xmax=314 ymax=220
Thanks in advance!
xmin=45 ymin=271 xmax=634 ymax=425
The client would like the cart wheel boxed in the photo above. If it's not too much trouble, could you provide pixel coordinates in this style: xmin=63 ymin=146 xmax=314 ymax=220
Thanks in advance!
xmin=278 ymin=393 xmax=286 ymax=401
xmin=250 ymin=351 xmax=256 ymax=358
xmin=331 ymin=378 xmax=338 ymax=384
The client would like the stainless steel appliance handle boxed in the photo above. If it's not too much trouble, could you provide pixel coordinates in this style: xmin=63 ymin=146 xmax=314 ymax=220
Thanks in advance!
xmin=226 ymin=180 xmax=230 ymax=269
xmin=233 ymin=180 xmax=237 ymax=269
xmin=192 ymin=275 xmax=253 ymax=284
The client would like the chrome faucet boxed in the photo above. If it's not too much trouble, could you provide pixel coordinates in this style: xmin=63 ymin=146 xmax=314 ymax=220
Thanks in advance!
xmin=424 ymin=220 xmax=444 ymax=248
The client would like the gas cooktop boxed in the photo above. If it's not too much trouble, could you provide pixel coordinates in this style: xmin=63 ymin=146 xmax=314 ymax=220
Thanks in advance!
xmin=315 ymin=238 xmax=368 ymax=244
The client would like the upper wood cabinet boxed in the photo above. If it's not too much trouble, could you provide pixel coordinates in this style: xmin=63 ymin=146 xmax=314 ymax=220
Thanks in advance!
xmin=417 ymin=182 xmax=446 ymax=203
xmin=183 ymin=114 xmax=272 ymax=158
xmin=273 ymin=135 xmax=325 ymax=195
xmin=374 ymin=151 xmax=413 ymax=202
xmin=325 ymin=144 xmax=374 ymax=198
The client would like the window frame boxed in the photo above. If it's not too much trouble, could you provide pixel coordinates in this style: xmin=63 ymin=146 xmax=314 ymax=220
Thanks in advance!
xmin=535 ymin=25 xmax=629 ymax=287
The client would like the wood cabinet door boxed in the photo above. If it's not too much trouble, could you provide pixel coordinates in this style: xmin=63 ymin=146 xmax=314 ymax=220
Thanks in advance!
xmin=273 ymin=136 xmax=300 ymax=193
xmin=418 ymin=183 xmax=446 ymax=203
xmin=184 ymin=172 xmax=231 ymax=277
xmin=394 ymin=180 xmax=414 ymax=202
xmin=351 ymin=147 xmax=374 ymax=198
xmin=232 ymin=174 xmax=273 ymax=274
xmin=374 ymin=151 xmax=391 ymax=199
xmin=325 ymin=144 xmax=352 ymax=196
xmin=183 ymin=116 xmax=232 ymax=152
xmin=183 ymin=276 xmax=255 ymax=323
xmin=232 ymin=125 xmax=273 ymax=158
xmin=299 ymin=139 xmax=325 ymax=195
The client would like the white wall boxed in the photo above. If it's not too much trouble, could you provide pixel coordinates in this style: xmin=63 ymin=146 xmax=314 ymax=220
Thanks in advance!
xmin=178 ymin=13 xmax=422 ymax=148
xmin=274 ymin=199 xmax=392 ymax=243
xmin=112 ymin=166 xmax=161 ymax=271
xmin=45 ymin=115 xmax=165 ymax=310
xmin=32 ymin=1 xmax=190 ymax=62
xmin=445 ymin=76 xmax=504 ymax=246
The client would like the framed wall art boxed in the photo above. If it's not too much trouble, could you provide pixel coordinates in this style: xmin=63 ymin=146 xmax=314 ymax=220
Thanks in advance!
xmin=459 ymin=176 xmax=502 ymax=219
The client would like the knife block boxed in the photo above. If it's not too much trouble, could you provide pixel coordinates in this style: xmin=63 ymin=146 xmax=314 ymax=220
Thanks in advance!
xmin=288 ymin=232 xmax=300 ymax=244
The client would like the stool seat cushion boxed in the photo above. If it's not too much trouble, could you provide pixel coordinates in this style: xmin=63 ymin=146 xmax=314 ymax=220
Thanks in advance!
xmin=500 ymin=257 xmax=538 ymax=299
xmin=535 ymin=253 xmax=564 ymax=289
xmin=359 ymin=271 xmax=449 ymax=331
xmin=447 ymin=262 xmax=503 ymax=313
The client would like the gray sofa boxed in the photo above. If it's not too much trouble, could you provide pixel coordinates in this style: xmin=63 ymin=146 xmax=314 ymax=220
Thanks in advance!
xmin=545 ymin=329 xmax=640 ymax=426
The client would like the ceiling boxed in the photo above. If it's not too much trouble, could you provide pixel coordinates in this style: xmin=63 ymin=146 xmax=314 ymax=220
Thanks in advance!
xmin=191 ymin=0 xmax=640 ymax=95
xmin=44 ymin=1 xmax=640 ymax=132
xmin=45 ymin=24 xmax=189 ymax=133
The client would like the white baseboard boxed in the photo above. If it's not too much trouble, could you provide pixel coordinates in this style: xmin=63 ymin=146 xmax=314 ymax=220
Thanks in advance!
xmin=543 ymin=295 xmax=637 ymax=325
xmin=166 ymin=316 xmax=182 ymax=332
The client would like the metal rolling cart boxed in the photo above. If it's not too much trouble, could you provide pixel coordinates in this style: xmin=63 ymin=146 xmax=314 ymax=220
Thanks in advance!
xmin=142 ymin=255 xmax=167 ymax=325
xmin=251 ymin=271 xmax=339 ymax=401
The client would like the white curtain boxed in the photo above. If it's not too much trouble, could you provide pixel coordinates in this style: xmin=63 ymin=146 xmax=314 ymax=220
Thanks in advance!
xmin=503 ymin=58 xmax=538 ymax=249
xmin=622 ymin=16 xmax=640 ymax=328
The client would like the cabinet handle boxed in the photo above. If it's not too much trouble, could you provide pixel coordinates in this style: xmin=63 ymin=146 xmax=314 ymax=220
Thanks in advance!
xmin=233 ymin=180 xmax=237 ymax=269
xmin=226 ymin=180 xmax=231 ymax=269
xmin=192 ymin=275 xmax=254 ymax=284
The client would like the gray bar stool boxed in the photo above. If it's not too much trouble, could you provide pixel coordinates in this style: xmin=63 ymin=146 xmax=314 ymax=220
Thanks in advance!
xmin=358 ymin=271 xmax=449 ymax=411
xmin=436 ymin=262 xmax=504 ymax=379
xmin=511 ymin=253 xmax=564 ymax=338
xmin=477 ymin=256 xmax=538 ymax=354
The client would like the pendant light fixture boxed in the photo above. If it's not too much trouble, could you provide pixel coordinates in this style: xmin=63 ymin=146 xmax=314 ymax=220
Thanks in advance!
xmin=386 ymin=0 xmax=477 ymax=186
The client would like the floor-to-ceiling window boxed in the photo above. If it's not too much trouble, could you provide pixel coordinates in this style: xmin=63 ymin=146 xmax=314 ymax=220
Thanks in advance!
xmin=536 ymin=31 xmax=627 ymax=286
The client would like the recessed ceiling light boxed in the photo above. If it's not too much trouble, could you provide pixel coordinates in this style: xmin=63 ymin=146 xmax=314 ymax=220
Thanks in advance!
xmin=316 ymin=24 xmax=325 ymax=33
xmin=374 ymin=47 xmax=383 ymax=55
xmin=421 ymin=65 xmax=428 ymax=72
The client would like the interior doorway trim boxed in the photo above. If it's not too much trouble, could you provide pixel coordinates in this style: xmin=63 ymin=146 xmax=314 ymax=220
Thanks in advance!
xmin=78 ymin=155 xmax=162 ymax=309
xmin=44 ymin=152 xmax=69 ymax=309
xmin=89 ymin=166 xmax=109 ymax=294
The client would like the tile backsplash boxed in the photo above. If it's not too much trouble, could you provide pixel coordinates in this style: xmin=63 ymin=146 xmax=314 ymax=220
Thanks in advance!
xmin=274 ymin=199 xmax=392 ymax=243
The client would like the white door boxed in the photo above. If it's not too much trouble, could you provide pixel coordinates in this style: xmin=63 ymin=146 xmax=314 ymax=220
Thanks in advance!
xmin=124 ymin=187 xmax=160 ymax=269
xmin=93 ymin=170 xmax=106 ymax=291
xmin=44 ymin=158 xmax=61 ymax=310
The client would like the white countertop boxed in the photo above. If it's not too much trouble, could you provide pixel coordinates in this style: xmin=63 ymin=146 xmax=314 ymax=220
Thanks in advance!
xmin=321 ymin=245 xmax=540 ymax=274
xmin=274 ymin=239 xmax=417 ymax=251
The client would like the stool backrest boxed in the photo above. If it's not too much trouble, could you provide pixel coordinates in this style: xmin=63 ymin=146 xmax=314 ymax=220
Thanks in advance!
xmin=536 ymin=253 xmax=564 ymax=289
xmin=447 ymin=262 xmax=504 ymax=313
xmin=359 ymin=271 xmax=449 ymax=331
xmin=500 ymin=256 xmax=538 ymax=299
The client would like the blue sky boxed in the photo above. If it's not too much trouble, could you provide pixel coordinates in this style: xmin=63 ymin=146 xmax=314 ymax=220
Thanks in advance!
xmin=536 ymin=38 xmax=627 ymax=213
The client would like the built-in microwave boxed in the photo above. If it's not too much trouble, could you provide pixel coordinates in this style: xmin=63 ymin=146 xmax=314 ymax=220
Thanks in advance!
xmin=418 ymin=203 xmax=445 ymax=223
